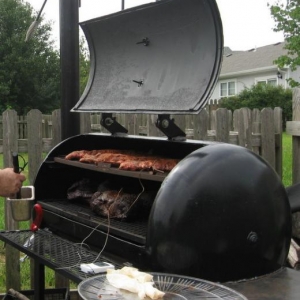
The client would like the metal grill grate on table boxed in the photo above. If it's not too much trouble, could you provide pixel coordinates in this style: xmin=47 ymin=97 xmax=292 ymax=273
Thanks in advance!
xmin=0 ymin=229 xmax=122 ymax=283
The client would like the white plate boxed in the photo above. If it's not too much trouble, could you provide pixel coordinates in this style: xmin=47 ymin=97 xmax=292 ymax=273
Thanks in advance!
xmin=78 ymin=272 xmax=248 ymax=300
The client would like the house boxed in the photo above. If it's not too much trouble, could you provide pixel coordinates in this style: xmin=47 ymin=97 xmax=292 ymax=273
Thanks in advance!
xmin=210 ymin=41 xmax=300 ymax=100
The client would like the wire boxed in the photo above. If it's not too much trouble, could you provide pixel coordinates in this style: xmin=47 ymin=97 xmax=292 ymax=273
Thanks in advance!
xmin=56 ymin=178 xmax=146 ymax=271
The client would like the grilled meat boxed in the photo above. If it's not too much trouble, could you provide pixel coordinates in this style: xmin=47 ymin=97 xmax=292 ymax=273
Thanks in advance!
xmin=65 ymin=149 xmax=179 ymax=172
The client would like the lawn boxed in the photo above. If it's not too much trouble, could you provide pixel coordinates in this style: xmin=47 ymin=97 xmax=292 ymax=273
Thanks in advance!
xmin=282 ymin=132 xmax=293 ymax=187
xmin=0 ymin=135 xmax=293 ymax=292
xmin=0 ymin=154 xmax=58 ymax=292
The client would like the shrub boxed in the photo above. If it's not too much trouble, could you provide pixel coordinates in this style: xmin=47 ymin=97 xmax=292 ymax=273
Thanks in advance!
xmin=219 ymin=84 xmax=292 ymax=124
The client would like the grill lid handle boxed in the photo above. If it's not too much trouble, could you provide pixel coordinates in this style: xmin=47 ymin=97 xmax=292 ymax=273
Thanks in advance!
xmin=30 ymin=204 xmax=43 ymax=232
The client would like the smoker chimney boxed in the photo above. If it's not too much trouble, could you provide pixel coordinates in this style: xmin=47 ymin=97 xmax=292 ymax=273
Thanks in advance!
xmin=59 ymin=0 xmax=80 ymax=140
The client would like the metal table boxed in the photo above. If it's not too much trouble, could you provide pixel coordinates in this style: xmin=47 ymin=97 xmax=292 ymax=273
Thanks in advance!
xmin=0 ymin=229 xmax=121 ymax=300
xmin=1 ymin=229 xmax=300 ymax=300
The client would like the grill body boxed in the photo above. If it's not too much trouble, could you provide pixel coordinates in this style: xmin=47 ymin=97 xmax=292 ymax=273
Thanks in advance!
xmin=32 ymin=0 xmax=291 ymax=284
xmin=34 ymin=134 xmax=291 ymax=282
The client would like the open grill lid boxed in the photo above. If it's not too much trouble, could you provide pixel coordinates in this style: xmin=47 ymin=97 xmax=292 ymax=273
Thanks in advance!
xmin=73 ymin=0 xmax=223 ymax=114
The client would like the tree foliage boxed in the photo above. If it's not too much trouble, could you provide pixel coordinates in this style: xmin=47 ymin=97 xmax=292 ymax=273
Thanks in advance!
xmin=0 ymin=0 xmax=61 ymax=114
xmin=79 ymin=35 xmax=90 ymax=96
xmin=219 ymin=84 xmax=293 ymax=123
xmin=270 ymin=0 xmax=300 ymax=87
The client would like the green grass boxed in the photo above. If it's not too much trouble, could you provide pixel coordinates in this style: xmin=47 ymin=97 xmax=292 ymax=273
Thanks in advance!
xmin=0 ymin=153 xmax=58 ymax=292
xmin=282 ymin=132 xmax=292 ymax=187
xmin=0 ymin=136 xmax=293 ymax=292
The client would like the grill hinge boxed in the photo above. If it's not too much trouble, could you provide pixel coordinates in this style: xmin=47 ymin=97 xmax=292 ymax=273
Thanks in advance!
xmin=100 ymin=113 xmax=128 ymax=135
xmin=156 ymin=114 xmax=186 ymax=141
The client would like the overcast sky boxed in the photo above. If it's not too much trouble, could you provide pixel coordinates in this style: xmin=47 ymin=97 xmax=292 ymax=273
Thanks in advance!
xmin=25 ymin=0 xmax=284 ymax=51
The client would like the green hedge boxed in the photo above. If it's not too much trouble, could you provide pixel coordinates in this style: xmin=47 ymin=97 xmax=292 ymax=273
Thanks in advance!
xmin=219 ymin=84 xmax=292 ymax=126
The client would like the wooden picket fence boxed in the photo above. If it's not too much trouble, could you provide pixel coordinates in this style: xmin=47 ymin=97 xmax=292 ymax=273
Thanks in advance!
xmin=0 ymin=106 xmax=283 ymax=177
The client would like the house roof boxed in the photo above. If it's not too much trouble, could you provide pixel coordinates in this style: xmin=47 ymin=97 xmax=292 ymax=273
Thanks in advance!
xmin=220 ymin=41 xmax=287 ymax=76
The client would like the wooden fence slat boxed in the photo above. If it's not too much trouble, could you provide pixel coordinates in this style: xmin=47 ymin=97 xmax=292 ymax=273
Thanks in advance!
xmin=3 ymin=109 xmax=20 ymax=292
xmin=147 ymin=115 xmax=163 ymax=137
xmin=52 ymin=109 xmax=62 ymax=148
xmin=80 ymin=113 xmax=91 ymax=134
xmin=233 ymin=109 xmax=239 ymax=132
xmin=193 ymin=109 xmax=208 ymax=140
xmin=274 ymin=107 xmax=283 ymax=177
xmin=0 ymin=107 xmax=284 ymax=176
xmin=291 ymin=88 xmax=300 ymax=184
xmin=216 ymin=108 xmax=229 ymax=143
xmin=124 ymin=114 xmax=136 ymax=135
xmin=238 ymin=108 xmax=252 ymax=149
xmin=261 ymin=108 xmax=276 ymax=170
xmin=27 ymin=109 xmax=43 ymax=184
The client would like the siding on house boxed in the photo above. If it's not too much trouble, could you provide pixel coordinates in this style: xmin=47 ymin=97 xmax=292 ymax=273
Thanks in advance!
xmin=211 ymin=41 xmax=300 ymax=100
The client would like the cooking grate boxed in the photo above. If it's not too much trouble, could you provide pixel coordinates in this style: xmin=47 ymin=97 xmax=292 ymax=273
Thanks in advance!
xmin=0 ymin=229 xmax=122 ymax=283
xmin=38 ymin=200 xmax=147 ymax=244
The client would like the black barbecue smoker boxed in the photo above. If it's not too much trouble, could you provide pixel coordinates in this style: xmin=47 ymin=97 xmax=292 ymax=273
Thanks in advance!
xmin=1 ymin=0 xmax=300 ymax=299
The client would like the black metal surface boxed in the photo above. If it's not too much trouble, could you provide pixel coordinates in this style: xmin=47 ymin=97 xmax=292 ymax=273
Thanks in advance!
xmin=146 ymin=143 xmax=292 ymax=282
xmin=2 ymin=228 xmax=300 ymax=299
xmin=286 ymin=182 xmax=300 ymax=213
xmin=156 ymin=115 xmax=186 ymax=140
xmin=100 ymin=113 xmax=128 ymax=135
xmin=38 ymin=199 xmax=148 ymax=244
xmin=32 ymin=133 xmax=214 ymax=273
xmin=73 ymin=0 xmax=223 ymax=114
xmin=226 ymin=267 xmax=300 ymax=300
xmin=59 ymin=0 xmax=80 ymax=139
xmin=33 ymin=134 xmax=292 ymax=282
xmin=0 ymin=229 xmax=121 ymax=283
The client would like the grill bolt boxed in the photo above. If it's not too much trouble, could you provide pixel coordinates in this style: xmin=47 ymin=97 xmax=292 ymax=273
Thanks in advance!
xmin=104 ymin=117 xmax=114 ymax=126
xmin=161 ymin=119 xmax=170 ymax=129
xmin=136 ymin=37 xmax=150 ymax=46
xmin=247 ymin=231 xmax=258 ymax=243
xmin=132 ymin=80 xmax=144 ymax=87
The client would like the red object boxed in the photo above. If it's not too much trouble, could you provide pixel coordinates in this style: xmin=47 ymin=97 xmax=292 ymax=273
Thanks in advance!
xmin=30 ymin=204 xmax=43 ymax=232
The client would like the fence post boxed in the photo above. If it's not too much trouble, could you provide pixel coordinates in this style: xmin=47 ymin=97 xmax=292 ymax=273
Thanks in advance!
xmin=80 ymin=113 xmax=91 ymax=134
xmin=286 ymin=88 xmax=300 ymax=184
xmin=215 ymin=108 xmax=229 ymax=142
xmin=274 ymin=107 xmax=283 ymax=178
xmin=52 ymin=109 xmax=62 ymax=148
xmin=261 ymin=108 xmax=275 ymax=170
xmin=2 ymin=109 xmax=21 ymax=292
xmin=251 ymin=108 xmax=261 ymax=155
xmin=147 ymin=115 xmax=162 ymax=137
xmin=238 ymin=108 xmax=252 ymax=149
xmin=194 ymin=109 xmax=208 ymax=140
xmin=124 ymin=114 xmax=137 ymax=135
xmin=27 ymin=109 xmax=43 ymax=184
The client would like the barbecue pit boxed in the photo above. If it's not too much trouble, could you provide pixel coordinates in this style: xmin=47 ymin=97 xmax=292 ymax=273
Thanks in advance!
xmin=0 ymin=0 xmax=299 ymax=299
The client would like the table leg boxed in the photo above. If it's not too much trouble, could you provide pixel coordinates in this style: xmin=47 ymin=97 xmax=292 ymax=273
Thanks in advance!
xmin=34 ymin=261 xmax=45 ymax=300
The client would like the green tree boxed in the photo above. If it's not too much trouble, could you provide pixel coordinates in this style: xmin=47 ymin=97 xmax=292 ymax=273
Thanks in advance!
xmin=79 ymin=35 xmax=90 ymax=96
xmin=219 ymin=84 xmax=292 ymax=124
xmin=270 ymin=0 xmax=300 ymax=87
xmin=0 ymin=0 xmax=60 ymax=114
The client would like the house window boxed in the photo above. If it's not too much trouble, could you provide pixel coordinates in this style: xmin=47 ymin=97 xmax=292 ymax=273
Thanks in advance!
xmin=256 ymin=78 xmax=277 ymax=86
xmin=220 ymin=81 xmax=236 ymax=97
